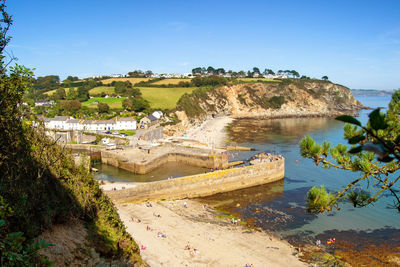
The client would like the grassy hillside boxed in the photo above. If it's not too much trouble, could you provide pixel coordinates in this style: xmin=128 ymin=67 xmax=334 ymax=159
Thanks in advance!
xmin=82 ymin=97 xmax=126 ymax=108
xmin=151 ymin=78 xmax=192 ymax=85
xmin=138 ymin=86 xmax=196 ymax=109
xmin=89 ymin=86 xmax=116 ymax=96
xmin=101 ymin=77 xmax=150 ymax=85
xmin=43 ymin=88 xmax=57 ymax=95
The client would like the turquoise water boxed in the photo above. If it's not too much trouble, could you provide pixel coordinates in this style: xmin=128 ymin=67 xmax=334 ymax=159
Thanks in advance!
xmin=202 ymin=95 xmax=400 ymax=242
xmin=95 ymin=95 xmax=400 ymax=246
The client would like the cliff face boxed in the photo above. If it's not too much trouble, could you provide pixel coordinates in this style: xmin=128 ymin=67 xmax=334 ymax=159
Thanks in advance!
xmin=176 ymin=80 xmax=362 ymax=122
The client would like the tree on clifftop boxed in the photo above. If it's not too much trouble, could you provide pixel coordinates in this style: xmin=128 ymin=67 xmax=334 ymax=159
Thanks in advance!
xmin=300 ymin=90 xmax=400 ymax=212
xmin=97 ymin=102 xmax=109 ymax=113
xmin=322 ymin=75 xmax=329 ymax=81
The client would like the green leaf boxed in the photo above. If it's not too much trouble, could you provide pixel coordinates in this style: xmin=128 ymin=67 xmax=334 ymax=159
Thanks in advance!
xmin=369 ymin=108 xmax=388 ymax=130
xmin=349 ymin=146 xmax=363 ymax=154
xmin=336 ymin=115 xmax=361 ymax=126
xmin=395 ymin=135 xmax=400 ymax=144
xmin=348 ymin=135 xmax=365 ymax=145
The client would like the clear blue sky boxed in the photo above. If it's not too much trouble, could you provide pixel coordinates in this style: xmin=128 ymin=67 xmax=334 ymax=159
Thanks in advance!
xmin=6 ymin=0 xmax=400 ymax=89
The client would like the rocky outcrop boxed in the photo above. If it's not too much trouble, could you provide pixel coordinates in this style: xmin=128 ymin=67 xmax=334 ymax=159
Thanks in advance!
xmin=176 ymin=80 xmax=362 ymax=123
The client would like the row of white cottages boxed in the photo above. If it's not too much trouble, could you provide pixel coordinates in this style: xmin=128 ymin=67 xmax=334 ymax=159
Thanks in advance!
xmin=41 ymin=116 xmax=137 ymax=131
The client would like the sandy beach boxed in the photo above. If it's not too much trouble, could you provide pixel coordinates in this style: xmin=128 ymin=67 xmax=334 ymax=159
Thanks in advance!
xmin=183 ymin=116 xmax=234 ymax=147
xmin=117 ymin=199 xmax=306 ymax=267
xmin=103 ymin=116 xmax=306 ymax=266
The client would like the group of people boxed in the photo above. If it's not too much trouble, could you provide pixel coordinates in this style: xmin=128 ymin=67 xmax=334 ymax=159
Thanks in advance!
xmin=184 ymin=242 xmax=200 ymax=256
xmin=315 ymin=237 xmax=335 ymax=246
xmin=250 ymin=152 xmax=284 ymax=165
xmin=231 ymin=217 xmax=241 ymax=225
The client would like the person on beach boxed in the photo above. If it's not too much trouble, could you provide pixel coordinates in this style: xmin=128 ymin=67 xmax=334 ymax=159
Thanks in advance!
xmin=184 ymin=202 xmax=187 ymax=208
xmin=184 ymin=243 xmax=190 ymax=250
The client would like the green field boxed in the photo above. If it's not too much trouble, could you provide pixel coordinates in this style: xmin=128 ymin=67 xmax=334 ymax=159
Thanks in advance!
xmin=89 ymin=86 xmax=116 ymax=96
xmin=82 ymin=97 xmax=126 ymax=109
xmin=44 ymin=87 xmax=79 ymax=96
xmin=43 ymin=89 xmax=57 ymax=95
xmin=138 ymin=87 xmax=196 ymax=109
xmin=151 ymin=78 xmax=192 ymax=85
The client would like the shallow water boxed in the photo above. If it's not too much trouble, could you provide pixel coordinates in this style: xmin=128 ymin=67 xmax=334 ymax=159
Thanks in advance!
xmin=93 ymin=161 xmax=208 ymax=183
xmin=200 ymin=95 xmax=400 ymax=263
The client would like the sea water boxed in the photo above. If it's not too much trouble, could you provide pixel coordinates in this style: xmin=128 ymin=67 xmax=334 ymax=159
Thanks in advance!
xmin=203 ymin=95 xmax=400 ymax=244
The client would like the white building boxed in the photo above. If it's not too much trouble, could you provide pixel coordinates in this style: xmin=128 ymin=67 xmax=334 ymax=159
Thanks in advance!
xmin=95 ymin=120 xmax=116 ymax=131
xmin=35 ymin=100 xmax=54 ymax=107
xmin=115 ymin=117 xmax=136 ymax=130
xmin=82 ymin=120 xmax=95 ymax=131
xmin=152 ymin=111 xmax=163 ymax=119
xmin=47 ymin=116 xmax=70 ymax=130
xmin=41 ymin=117 xmax=137 ymax=131
xmin=66 ymin=119 xmax=83 ymax=130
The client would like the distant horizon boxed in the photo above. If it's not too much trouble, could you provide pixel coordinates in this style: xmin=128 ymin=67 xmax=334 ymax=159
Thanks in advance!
xmin=7 ymin=0 xmax=400 ymax=90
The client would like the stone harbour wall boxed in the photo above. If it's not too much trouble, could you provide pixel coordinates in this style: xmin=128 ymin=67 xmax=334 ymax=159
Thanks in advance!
xmin=105 ymin=158 xmax=285 ymax=203
xmin=101 ymin=151 xmax=229 ymax=174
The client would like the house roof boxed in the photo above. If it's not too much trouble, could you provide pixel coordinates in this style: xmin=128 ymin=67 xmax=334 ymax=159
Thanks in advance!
xmin=96 ymin=120 xmax=116 ymax=124
xmin=67 ymin=119 xmax=80 ymax=123
xmin=147 ymin=115 xmax=158 ymax=121
xmin=82 ymin=120 xmax=93 ymax=124
xmin=51 ymin=116 xmax=69 ymax=121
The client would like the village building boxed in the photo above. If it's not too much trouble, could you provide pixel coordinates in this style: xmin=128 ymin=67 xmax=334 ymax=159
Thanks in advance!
xmin=35 ymin=100 xmax=54 ymax=107
xmin=82 ymin=120 xmax=96 ymax=131
xmin=66 ymin=119 xmax=83 ymax=131
xmin=40 ymin=117 xmax=137 ymax=131
xmin=151 ymin=110 xmax=163 ymax=119
xmin=96 ymin=120 xmax=116 ymax=131
xmin=115 ymin=117 xmax=137 ymax=130
xmin=47 ymin=116 xmax=70 ymax=130
xmin=139 ymin=115 xmax=158 ymax=129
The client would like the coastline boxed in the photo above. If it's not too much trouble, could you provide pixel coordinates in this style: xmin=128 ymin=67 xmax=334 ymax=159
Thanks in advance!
xmin=117 ymin=199 xmax=306 ymax=266
xmin=181 ymin=116 xmax=234 ymax=147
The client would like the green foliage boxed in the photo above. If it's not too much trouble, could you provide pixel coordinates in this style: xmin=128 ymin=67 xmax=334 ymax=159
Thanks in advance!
xmin=0 ymin=196 xmax=51 ymax=266
xmin=66 ymin=87 xmax=77 ymax=100
xmin=112 ymin=81 xmax=132 ymax=94
xmin=306 ymin=186 xmax=336 ymax=212
xmin=122 ymin=96 xmax=150 ymax=112
xmin=176 ymin=87 xmax=214 ymax=118
xmin=97 ymin=102 xmax=110 ymax=113
xmin=126 ymin=87 xmax=141 ymax=98
xmin=191 ymin=75 xmax=227 ymax=87
xmin=0 ymin=2 xmax=143 ymax=264
xmin=33 ymin=75 xmax=60 ymax=91
xmin=299 ymin=89 xmax=400 ymax=212
xmin=60 ymin=100 xmax=81 ymax=115
xmin=77 ymin=86 xmax=90 ymax=102
xmin=263 ymin=95 xmax=286 ymax=109
xmin=238 ymin=93 xmax=246 ymax=105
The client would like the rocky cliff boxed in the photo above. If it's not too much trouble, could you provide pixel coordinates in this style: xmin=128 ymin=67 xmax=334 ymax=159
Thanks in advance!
xmin=176 ymin=79 xmax=362 ymax=123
